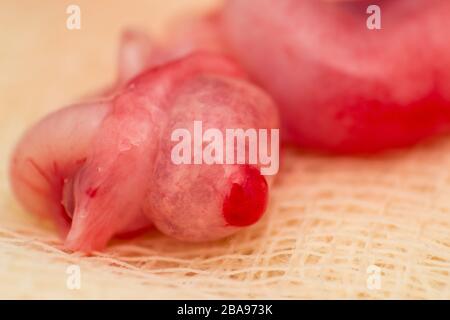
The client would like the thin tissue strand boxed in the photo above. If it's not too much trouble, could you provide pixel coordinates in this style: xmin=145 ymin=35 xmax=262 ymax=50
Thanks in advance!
xmin=10 ymin=32 xmax=279 ymax=252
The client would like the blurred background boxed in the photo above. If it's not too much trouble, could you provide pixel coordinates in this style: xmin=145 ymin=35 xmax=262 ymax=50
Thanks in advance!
xmin=0 ymin=0 xmax=449 ymax=299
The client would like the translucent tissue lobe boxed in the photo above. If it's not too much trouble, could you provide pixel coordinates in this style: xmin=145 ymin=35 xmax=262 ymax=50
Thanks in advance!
xmin=10 ymin=31 xmax=279 ymax=252
xmin=222 ymin=0 xmax=450 ymax=152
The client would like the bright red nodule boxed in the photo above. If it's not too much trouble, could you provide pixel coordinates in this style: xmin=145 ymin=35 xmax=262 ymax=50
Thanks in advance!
xmin=222 ymin=166 xmax=268 ymax=227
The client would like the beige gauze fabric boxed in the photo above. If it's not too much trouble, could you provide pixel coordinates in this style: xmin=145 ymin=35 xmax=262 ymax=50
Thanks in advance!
xmin=0 ymin=0 xmax=449 ymax=299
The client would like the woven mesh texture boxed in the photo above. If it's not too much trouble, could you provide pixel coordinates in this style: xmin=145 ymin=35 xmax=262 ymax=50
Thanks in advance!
xmin=0 ymin=0 xmax=449 ymax=299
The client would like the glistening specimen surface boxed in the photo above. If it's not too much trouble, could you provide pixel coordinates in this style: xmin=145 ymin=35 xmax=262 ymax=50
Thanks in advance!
xmin=9 ymin=36 xmax=279 ymax=252
xmin=1 ymin=0 xmax=449 ymax=300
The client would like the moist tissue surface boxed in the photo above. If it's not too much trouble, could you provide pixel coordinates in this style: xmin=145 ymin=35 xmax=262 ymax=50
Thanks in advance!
xmin=0 ymin=0 xmax=449 ymax=299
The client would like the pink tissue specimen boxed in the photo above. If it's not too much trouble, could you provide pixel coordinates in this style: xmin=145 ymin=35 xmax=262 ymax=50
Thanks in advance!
xmin=222 ymin=0 xmax=450 ymax=152
xmin=10 ymin=32 xmax=279 ymax=252
xmin=13 ymin=0 xmax=449 ymax=252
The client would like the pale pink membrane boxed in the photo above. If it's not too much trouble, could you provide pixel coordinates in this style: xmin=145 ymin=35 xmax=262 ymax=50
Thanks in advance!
xmin=63 ymin=95 xmax=161 ymax=251
xmin=10 ymin=99 xmax=156 ymax=252
xmin=10 ymin=102 xmax=109 ymax=234
xmin=131 ymin=52 xmax=278 ymax=241
xmin=222 ymin=0 xmax=450 ymax=152
xmin=145 ymin=72 xmax=278 ymax=241
xmin=10 ymin=28 xmax=279 ymax=251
